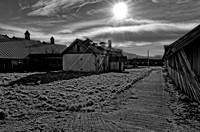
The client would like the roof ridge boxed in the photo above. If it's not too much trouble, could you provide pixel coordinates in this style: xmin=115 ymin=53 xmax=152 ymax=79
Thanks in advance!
xmin=163 ymin=24 xmax=200 ymax=59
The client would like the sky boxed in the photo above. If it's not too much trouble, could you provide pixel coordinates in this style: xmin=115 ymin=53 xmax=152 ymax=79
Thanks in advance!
xmin=0 ymin=0 xmax=199 ymax=56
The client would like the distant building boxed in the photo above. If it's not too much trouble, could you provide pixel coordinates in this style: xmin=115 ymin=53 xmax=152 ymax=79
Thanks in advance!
xmin=125 ymin=57 xmax=163 ymax=68
xmin=0 ymin=31 xmax=66 ymax=72
xmin=62 ymin=38 xmax=127 ymax=72
xmin=134 ymin=58 xmax=163 ymax=66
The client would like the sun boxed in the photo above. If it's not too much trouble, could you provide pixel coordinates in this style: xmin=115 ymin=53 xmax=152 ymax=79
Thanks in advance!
xmin=112 ymin=2 xmax=128 ymax=20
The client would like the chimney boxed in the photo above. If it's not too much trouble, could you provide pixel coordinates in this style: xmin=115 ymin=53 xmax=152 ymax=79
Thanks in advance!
xmin=50 ymin=36 xmax=55 ymax=44
xmin=24 ymin=30 xmax=30 ymax=40
xmin=108 ymin=40 xmax=112 ymax=48
xmin=100 ymin=42 xmax=106 ymax=47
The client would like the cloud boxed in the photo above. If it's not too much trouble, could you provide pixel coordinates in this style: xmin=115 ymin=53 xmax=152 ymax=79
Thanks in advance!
xmin=27 ymin=0 xmax=103 ymax=16
xmin=0 ymin=23 xmax=57 ymax=43
xmin=151 ymin=0 xmax=190 ymax=3
xmin=131 ymin=0 xmax=200 ymax=24
xmin=10 ymin=19 xmax=68 ymax=28
xmin=74 ymin=22 xmax=198 ymax=39
xmin=86 ymin=8 xmax=106 ymax=15
xmin=119 ymin=40 xmax=168 ymax=56
xmin=1 ymin=0 xmax=199 ymax=56
xmin=0 ymin=23 xmax=29 ymax=34
xmin=57 ymin=18 xmax=164 ymax=34
xmin=65 ymin=22 xmax=197 ymax=54
xmin=18 ymin=0 xmax=38 ymax=10
xmin=34 ymin=16 xmax=194 ymax=46
xmin=58 ymin=18 xmax=109 ymax=33
xmin=75 ymin=0 xmax=104 ymax=12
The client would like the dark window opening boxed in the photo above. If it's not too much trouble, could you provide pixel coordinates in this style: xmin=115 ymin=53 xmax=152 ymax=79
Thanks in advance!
xmin=77 ymin=45 xmax=80 ymax=52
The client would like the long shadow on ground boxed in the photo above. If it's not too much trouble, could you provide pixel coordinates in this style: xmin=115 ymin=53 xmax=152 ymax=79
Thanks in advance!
xmin=8 ymin=71 xmax=100 ymax=86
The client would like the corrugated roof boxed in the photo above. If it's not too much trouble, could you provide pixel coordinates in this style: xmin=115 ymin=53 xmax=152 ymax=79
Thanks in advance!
xmin=0 ymin=40 xmax=66 ymax=59
xmin=0 ymin=35 xmax=4 ymax=39
xmin=29 ymin=43 xmax=66 ymax=54
xmin=171 ymin=25 xmax=200 ymax=53
xmin=0 ymin=41 xmax=29 ymax=59
xmin=0 ymin=39 xmax=13 ymax=43
xmin=0 ymin=34 xmax=9 ymax=39
xmin=163 ymin=24 xmax=200 ymax=59
xmin=0 ymin=34 xmax=13 ymax=43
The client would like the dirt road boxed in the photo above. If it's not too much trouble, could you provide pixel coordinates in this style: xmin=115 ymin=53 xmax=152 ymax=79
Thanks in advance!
xmin=101 ymin=69 xmax=181 ymax=131
xmin=0 ymin=68 xmax=197 ymax=131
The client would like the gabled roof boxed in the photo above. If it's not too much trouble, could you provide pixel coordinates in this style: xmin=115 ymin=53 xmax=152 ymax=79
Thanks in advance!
xmin=0 ymin=34 xmax=13 ymax=43
xmin=62 ymin=38 xmax=125 ymax=57
xmin=0 ymin=40 xmax=66 ymax=59
xmin=62 ymin=38 xmax=84 ymax=54
xmin=62 ymin=38 xmax=104 ymax=55
xmin=83 ymin=38 xmax=104 ymax=54
xmin=163 ymin=24 xmax=200 ymax=59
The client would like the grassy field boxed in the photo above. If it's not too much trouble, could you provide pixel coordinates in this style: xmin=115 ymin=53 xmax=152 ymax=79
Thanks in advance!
xmin=0 ymin=68 xmax=153 ymax=131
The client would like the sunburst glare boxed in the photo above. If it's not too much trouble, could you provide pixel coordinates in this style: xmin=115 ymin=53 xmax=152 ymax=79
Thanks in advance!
xmin=112 ymin=2 xmax=128 ymax=20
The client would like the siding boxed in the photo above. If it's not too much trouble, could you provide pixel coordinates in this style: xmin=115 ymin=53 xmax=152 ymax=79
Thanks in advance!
xmin=192 ymin=42 xmax=200 ymax=77
xmin=166 ymin=49 xmax=200 ymax=102
xmin=63 ymin=54 xmax=96 ymax=72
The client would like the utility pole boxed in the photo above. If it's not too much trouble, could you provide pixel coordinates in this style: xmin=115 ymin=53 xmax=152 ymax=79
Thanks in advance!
xmin=147 ymin=50 xmax=150 ymax=68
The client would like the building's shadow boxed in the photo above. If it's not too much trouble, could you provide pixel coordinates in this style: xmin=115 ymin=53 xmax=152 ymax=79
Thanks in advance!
xmin=8 ymin=71 xmax=101 ymax=86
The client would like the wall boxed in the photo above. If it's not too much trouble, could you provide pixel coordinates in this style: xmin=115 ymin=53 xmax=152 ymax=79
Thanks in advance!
xmin=0 ymin=59 xmax=28 ymax=72
xmin=120 ymin=62 xmax=124 ymax=71
xmin=166 ymin=49 xmax=200 ymax=103
xmin=95 ymin=54 xmax=110 ymax=72
xmin=183 ymin=39 xmax=200 ymax=79
xmin=29 ymin=55 xmax=62 ymax=71
xmin=192 ymin=41 xmax=200 ymax=78
xmin=110 ymin=62 xmax=119 ymax=71
xmin=63 ymin=54 xmax=96 ymax=72
xmin=0 ymin=59 xmax=11 ymax=72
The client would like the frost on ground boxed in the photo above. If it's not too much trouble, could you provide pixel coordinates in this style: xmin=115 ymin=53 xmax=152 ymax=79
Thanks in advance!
xmin=164 ymin=69 xmax=200 ymax=131
xmin=0 ymin=72 xmax=43 ymax=86
xmin=6 ymin=71 xmax=98 ymax=86
xmin=0 ymin=68 xmax=153 ymax=131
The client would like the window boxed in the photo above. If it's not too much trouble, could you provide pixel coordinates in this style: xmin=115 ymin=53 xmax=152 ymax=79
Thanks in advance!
xmin=77 ymin=45 xmax=80 ymax=52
